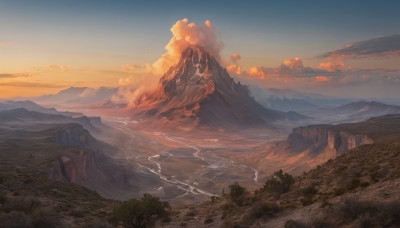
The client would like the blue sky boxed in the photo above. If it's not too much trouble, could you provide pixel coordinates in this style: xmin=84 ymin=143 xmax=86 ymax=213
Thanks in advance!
xmin=0 ymin=0 xmax=399 ymax=98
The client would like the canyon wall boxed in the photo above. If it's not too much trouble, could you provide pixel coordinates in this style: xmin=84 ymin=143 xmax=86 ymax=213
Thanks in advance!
xmin=286 ymin=125 xmax=373 ymax=158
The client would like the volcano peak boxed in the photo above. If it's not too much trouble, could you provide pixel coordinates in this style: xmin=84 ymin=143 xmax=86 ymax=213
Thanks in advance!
xmin=134 ymin=48 xmax=306 ymax=129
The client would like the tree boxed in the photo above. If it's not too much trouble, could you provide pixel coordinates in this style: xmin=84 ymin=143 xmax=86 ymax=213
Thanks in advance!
xmin=229 ymin=182 xmax=248 ymax=206
xmin=263 ymin=170 xmax=295 ymax=195
xmin=111 ymin=194 xmax=169 ymax=228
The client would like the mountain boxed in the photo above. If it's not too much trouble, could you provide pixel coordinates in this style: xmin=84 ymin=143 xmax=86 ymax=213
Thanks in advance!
xmin=134 ymin=47 xmax=306 ymax=129
xmin=333 ymin=101 xmax=400 ymax=118
xmin=34 ymin=86 xmax=117 ymax=106
xmin=244 ymin=86 xmax=352 ymax=112
xmin=0 ymin=108 xmax=101 ymax=131
xmin=0 ymin=100 xmax=82 ymax=117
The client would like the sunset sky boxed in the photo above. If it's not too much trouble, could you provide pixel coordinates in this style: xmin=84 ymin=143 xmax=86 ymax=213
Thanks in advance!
xmin=1 ymin=0 xmax=400 ymax=98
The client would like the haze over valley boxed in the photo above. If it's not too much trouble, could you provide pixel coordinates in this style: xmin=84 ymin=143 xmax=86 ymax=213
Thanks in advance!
xmin=1 ymin=1 xmax=400 ymax=227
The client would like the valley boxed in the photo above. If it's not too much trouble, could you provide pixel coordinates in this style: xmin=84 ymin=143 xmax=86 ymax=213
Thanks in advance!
xmin=103 ymin=116 xmax=292 ymax=204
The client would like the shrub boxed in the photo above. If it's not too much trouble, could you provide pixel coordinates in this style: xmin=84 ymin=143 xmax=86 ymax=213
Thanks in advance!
xmin=263 ymin=170 xmax=295 ymax=195
xmin=244 ymin=201 xmax=280 ymax=223
xmin=2 ymin=211 xmax=33 ymax=228
xmin=284 ymin=220 xmax=307 ymax=228
xmin=0 ymin=193 xmax=7 ymax=205
xmin=221 ymin=201 xmax=238 ymax=218
xmin=69 ymin=206 xmax=86 ymax=217
xmin=301 ymin=185 xmax=317 ymax=206
xmin=32 ymin=207 xmax=63 ymax=228
xmin=204 ymin=217 xmax=214 ymax=224
xmin=228 ymin=182 xmax=248 ymax=206
xmin=110 ymin=193 xmax=169 ymax=228
xmin=309 ymin=219 xmax=336 ymax=228
xmin=82 ymin=219 xmax=113 ymax=228
xmin=343 ymin=177 xmax=360 ymax=191
xmin=5 ymin=196 xmax=42 ymax=213
xmin=336 ymin=198 xmax=378 ymax=221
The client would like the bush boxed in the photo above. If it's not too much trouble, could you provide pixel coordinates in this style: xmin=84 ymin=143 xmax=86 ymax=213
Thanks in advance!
xmin=0 ymin=193 xmax=7 ymax=205
xmin=284 ymin=219 xmax=336 ymax=228
xmin=5 ymin=196 xmax=42 ymax=213
xmin=69 ymin=206 xmax=86 ymax=217
xmin=82 ymin=219 xmax=113 ymax=228
xmin=2 ymin=211 xmax=33 ymax=228
xmin=221 ymin=201 xmax=238 ymax=218
xmin=284 ymin=220 xmax=307 ymax=228
xmin=204 ymin=217 xmax=213 ymax=224
xmin=244 ymin=201 xmax=280 ymax=222
xmin=263 ymin=170 xmax=295 ymax=195
xmin=32 ymin=207 xmax=63 ymax=228
xmin=309 ymin=219 xmax=336 ymax=228
xmin=342 ymin=177 xmax=360 ymax=191
xmin=110 ymin=193 xmax=169 ymax=228
xmin=228 ymin=182 xmax=248 ymax=206
xmin=336 ymin=198 xmax=378 ymax=221
xmin=301 ymin=185 xmax=317 ymax=206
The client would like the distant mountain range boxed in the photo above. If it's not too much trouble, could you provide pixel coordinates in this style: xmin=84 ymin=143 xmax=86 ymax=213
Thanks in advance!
xmin=33 ymin=86 xmax=117 ymax=106
xmin=0 ymin=100 xmax=82 ymax=117
xmin=333 ymin=101 xmax=400 ymax=118
xmin=246 ymin=86 xmax=353 ymax=111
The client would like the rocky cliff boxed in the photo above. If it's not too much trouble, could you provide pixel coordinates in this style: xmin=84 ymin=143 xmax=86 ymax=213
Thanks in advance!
xmin=51 ymin=124 xmax=95 ymax=148
xmin=283 ymin=125 xmax=373 ymax=158
xmin=48 ymin=124 xmax=160 ymax=200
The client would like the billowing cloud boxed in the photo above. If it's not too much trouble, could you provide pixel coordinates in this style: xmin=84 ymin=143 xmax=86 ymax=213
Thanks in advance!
xmin=226 ymin=64 xmax=242 ymax=75
xmin=321 ymin=34 xmax=400 ymax=58
xmin=152 ymin=18 xmax=223 ymax=74
xmin=283 ymin=57 xmax=303 ymax=69
xmin=247 ymin=66 xmax=268 ymax=78
xmin=318 ymin=61 xmax=345 ymax=72
xmin=115 ymin=18 xmax=224 ymax=106
xmin=233 ymin=57 xmax=345 ymax=85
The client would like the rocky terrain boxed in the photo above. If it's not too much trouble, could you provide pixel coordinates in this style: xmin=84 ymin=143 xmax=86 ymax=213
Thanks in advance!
xmin=165 ymin=114 xmax=400 ymax=228
xmin=133 ymin=47 xmax=306 ymax=130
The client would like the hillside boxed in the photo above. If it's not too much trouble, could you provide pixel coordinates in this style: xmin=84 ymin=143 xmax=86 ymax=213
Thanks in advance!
xmin=166 ymin=114 xmax=400 ymax=227
xmin=0 ymin=124 xmax=117 ymax=227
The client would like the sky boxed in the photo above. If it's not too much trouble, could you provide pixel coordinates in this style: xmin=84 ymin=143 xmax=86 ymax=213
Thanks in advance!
xmin=0 ymin=0 xmax=400 ymax=98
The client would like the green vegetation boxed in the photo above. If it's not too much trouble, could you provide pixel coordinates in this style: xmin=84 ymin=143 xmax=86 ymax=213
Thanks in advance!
xmin=0 ymin=196 xmax=64 ymax=228
xmin=300 ymin=185 xmax=317 ymax=206
xmin=228 ymin=182 xmax=248 ymax=206
xmin=263 ymin=170 xmax=295 ymax=194
xmin=110 ymin=193 xmax=170 ymax=228
xmin=286 ymin=198 xmax=400 ymax=227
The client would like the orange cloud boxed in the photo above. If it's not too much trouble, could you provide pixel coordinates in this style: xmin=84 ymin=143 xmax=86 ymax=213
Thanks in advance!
xmin=318 ymin=61 xmax=345 ymax=72
xmin=152 ymin=18 xmax=223 ymax=74
xmin=226 ymin=64 xmax=241 ymax=75
xmin=247 ymin=66 xmax=267 ymax=78
xmin=283 ymin=57 xmax=303 ymax=69
xmin=314 ymin=76 xmax=330 ymax=82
